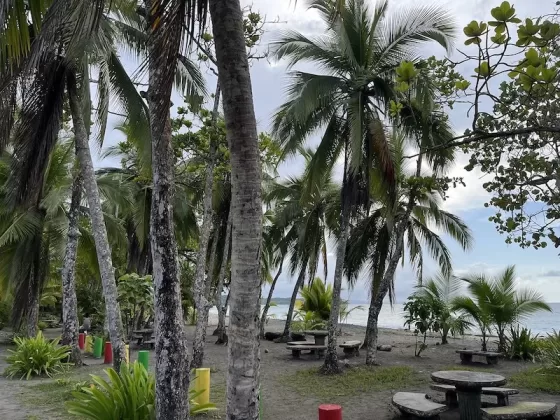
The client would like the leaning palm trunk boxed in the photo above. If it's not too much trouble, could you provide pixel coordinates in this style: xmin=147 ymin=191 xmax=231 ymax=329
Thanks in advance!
xmin=280 ymin=262 xmax=307 ymax=340
xmin=321 ymin=198 xmax=351 ymax=374
xmin=61 ymin=173 xmax=83 ymax=366
xmin=213 ymin=203 xmax=231 ymax=339
xmin=68 ymin=72 xmax=126 ymax=371
xmin=260 ymin=263 xmax=283 ymax=339
xmin=192 ymin=218 xmax=220 ymax=368
xmin=365 ymin=155 xmax=423 ymax=365
xmin=210 ymin=0 xmax=263 ymax=417
xmin=192 ymin=82 xmax=222 ymax=367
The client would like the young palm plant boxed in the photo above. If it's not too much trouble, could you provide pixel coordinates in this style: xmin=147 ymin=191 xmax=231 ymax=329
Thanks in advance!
xmin=453 ymin=266 xmax=551 ymax=352
xmin=415 ymin=273 xmax=472 ymax=344
xmin=271 ymin=0 xmax=455 ymax=373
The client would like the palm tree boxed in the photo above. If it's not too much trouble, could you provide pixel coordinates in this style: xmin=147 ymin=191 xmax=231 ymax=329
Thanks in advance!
xmin=265 ymin=153 xmax=339 ymax=340
xmin=453 ymin=266 xmax=551 ymax=352
xmin=271 ymin=0 xmax=455 ymax=373
xmin=415 ymin=273 xmax=472 ymax=344
xmin=345 ymin=117 xmax=471 ymax=363
xmin=0 ymin=141 xmax=73 ymax=337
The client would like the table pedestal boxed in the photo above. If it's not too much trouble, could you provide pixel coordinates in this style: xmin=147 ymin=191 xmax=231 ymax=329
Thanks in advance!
xmin=457 ymin=386 xmax=482 ymax=420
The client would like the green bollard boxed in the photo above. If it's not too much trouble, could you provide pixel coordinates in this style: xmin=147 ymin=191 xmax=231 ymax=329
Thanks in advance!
xmin=93 ymin=337 xmax=103 ymax=359
xmin=138 ymin=350 xmax=149 ymax=370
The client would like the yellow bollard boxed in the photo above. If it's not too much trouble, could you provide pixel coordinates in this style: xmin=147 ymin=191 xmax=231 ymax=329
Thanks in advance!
xmin=194 ymin=368 xmax=211 ymax=405
xmin=85 ymin=335 xmax=93 ymax=353
xmin=125 ymin=344 xmax=130 ymax=364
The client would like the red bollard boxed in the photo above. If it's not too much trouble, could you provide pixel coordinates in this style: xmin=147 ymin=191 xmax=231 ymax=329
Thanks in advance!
xmin=103 ymin=342 xmax=113 ymax=364
xmin=319 ymin=404 xmax=342 ymax=420
xmin=78 ymin=333 xmax=85 ymax=350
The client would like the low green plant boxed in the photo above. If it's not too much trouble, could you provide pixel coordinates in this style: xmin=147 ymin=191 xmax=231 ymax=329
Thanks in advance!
xmin=291 ymin=310 xmax=325 ymax=332
xmin=66 ymin=362 xmax=216 ymax=419
xmin=5 ymin=332 xmax=70 ymax=380
xmin=37 ymin=320 xmax=48 ymax=331
xmin=505 ymin=325 xmax=540 ymax=361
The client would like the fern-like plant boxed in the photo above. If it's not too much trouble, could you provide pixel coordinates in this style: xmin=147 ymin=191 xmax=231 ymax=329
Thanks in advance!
xmin=4 ymin=332 xmax=70 ymax=380
xmin=66 ymin=362 xmax=216 ymax=419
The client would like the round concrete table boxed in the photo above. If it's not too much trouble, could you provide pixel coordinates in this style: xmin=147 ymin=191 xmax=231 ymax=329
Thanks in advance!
xmin=431 ymin=370 xmax=506 ymax=420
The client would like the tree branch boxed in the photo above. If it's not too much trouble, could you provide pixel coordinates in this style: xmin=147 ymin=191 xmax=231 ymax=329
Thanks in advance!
xmin=404 ymin=126 xmax=560 ymax=159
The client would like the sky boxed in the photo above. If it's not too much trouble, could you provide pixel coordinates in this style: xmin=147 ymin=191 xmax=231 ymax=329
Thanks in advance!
xmin=99 ymin=0 xmax=560 ymax=303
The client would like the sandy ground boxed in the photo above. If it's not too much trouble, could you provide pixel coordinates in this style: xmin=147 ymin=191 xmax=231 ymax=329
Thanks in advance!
xmin=0 ymin=321 xmax=559 ymax=419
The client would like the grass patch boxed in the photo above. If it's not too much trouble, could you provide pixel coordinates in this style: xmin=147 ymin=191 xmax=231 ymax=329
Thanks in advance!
xmin=281 ymin=365 xmax=424 ymax=400
xmin=510 ymin=368 xmax=560 ymax=394
xmin=20 ymin=377 xmax=86 ymax=418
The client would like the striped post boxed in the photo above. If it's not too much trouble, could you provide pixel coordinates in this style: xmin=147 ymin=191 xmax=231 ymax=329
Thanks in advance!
xmin=194 ymin=368 xmax=211 ymax=405
xmin=78 ymin=333 xmax=85 ymax=350
xmin=318 ymin=404 xmax=342 ymax=420
xmin=103 ymin=342 xmax=113 ymax=364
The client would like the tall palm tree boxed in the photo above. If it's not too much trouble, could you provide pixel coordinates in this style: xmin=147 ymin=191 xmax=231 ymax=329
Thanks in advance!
xmin=453 ymin=266 xmax=551 ymax=352
xmin=271 ymin=0 xmax=455 ymax=373
xmin=265 ymin=153 xmax=339 ymax=340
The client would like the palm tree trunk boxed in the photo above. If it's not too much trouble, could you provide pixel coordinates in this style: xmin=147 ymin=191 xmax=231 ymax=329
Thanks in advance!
xmin=365 ymin=154 xmax=423 ymax=366
xmin=260 ymin=263 xmax=283 ymax=339
xmin=210 ymin=0 xmax=263 ymax=417
xmin=67 ymin=72 xmax=126 ymax=371
xmin=321 ymin=199 xmax=351 ymax=374
xmin=26 ymin=291 xmax=39 ymax=337
xmin=192 ymin=82 xmax=221 ymax=368
xmin=213 ymin=203 xmax=231 ymax=337
xmin=281 ymin=262 xmax=307 ymax=340
xmin=192 ymin=221 xmax=220 ymax=368
xmin=144 ymin=15 xmax=190 ymax=418
xmin=61 ymin=173 xmax=83 ymax=366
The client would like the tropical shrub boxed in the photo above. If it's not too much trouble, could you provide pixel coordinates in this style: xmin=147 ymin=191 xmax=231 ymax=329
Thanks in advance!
xmin=291 ymin=309 xmax=325 ymax=332
xmin=66 ymin=362 xmax=216 ymax=419
xmin=5 ymin=332 xmax=70 ymax=380
xmin=37 ymin=320 xmax=48 ymax=331
xmin=404 ymin=294 xmax=440 ymax=357
xmin=538 ymin=330 xmax=560 ymax=370
xmin=117 ymin=273 xmax=154 ymax=338
xmin=505 ymin=325 xmax=540 ymax=361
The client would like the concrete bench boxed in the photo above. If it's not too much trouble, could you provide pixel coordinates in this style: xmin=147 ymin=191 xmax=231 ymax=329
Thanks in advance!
xmin=431 ymin=384 xmax=519 ymax=407
xmin=286 ymin=345 xmax=327 ymax=359
xmin=392 ymin=392 xmax=448 ymax=418
xmin=287 ymin=341 xmax=310 ymax=346
xmin=457 ymin=350 xmax=503 ymax=365
xmin=339 ymin=341 xmax=361 ymax=357
xmin=482 ymin=402 xmax=558 ymax=419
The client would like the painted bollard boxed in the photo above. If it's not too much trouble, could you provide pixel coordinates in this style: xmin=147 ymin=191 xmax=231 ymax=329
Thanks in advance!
xmin=125 ymin=344 xmax=130 ymax=364
xmin=318 ymin=404 xmax=342 ymax=420
xmin=93 ymin=337 xmax=103 ymax=358
xmin=138 ymin=350 xmax=149 ymax=370
xmin=85 ymin=335 xmax=93 ymax=353
xmin=103 ymin=342 xmax=113 ymax=364
xmin=194 ymin=368 xmax=211 ymax=405
xmin=78 ymin=333 xmax=85 ymax=350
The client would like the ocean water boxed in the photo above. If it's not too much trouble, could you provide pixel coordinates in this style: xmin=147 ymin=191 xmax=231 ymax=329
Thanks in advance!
xmin=260 ymin=302 xmax=560 ymax=335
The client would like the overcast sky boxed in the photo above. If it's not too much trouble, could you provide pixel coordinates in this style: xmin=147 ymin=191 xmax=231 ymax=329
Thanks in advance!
xmin=100 ymin=0 xmax=560 ymax=303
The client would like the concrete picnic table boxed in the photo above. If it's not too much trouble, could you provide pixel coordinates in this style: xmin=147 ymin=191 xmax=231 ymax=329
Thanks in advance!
xmin=431 ymin=370 xmax=506 ymax=420
xmin=133 ymin=329 xmax=154 ymax=346
xmin=304 ymin=330 xmax=328 ymax=345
